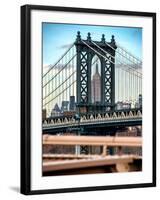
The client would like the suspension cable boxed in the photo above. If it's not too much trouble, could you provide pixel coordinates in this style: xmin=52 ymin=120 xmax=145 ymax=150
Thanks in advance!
xmin=82 ymin=40 xmax=142 ymax=104
xmin=43 ymin=54 xmax=77 ymax=88
xmin=43 ymin=80 xmax=76 ymax=107
xmin=107 ymin=41 xmax=141 ymax=66
xmin=91 ymin=40 xmax=142 ymax=76
xmin=117 ymin=42 xmax=141 ymax=64
xmin=43 ymin=71 xmax=76 ymax=101
xmin=43 ymin=43 xmax=74 ymax=78
xmin=82 ymin=40 xmax=142 ymax=79
xmin=43 ymin=54 xmax=99 ymax=108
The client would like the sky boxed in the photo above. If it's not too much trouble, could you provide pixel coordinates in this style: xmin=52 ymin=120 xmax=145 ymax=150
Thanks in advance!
xmin=42 ymin=23 xmax=142 ymax=68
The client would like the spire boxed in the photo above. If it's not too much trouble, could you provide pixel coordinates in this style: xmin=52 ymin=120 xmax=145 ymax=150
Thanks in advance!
xmin=101 ymin=34 xmax=105 ymax=43
xmin=96 ymin=63 xmax=99 ymax=74
xmin=76 ymin=31 xmax=81 ymax=42
xmin=87 ymin=32 xmax=91 ymax=42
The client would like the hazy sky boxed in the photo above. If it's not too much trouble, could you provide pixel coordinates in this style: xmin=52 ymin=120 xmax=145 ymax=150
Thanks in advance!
xmin=42 ymin=23 xmax=142 ymax=67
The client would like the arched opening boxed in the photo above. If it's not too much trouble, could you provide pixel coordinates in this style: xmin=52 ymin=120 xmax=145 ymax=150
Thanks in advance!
xmin=91 ymin=55 xmax=101 ymax=103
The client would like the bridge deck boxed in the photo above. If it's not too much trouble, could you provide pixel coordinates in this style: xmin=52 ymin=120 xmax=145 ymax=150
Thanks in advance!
xmin=43 ymin=153 xmax=101 ymax=159
xmin=43 ymin=155 xmax=141 ymax=173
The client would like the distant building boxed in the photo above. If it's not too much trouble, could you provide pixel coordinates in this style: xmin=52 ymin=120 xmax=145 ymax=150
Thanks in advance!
xmin=123 ymin=102 xmax=131 ymax=109
xmin=51 ymin=103 xmax=61 ymax=117
xmin=116 ymin=101 xmax=123 ymax=110
xmin=91 ymin=63 xmax=101 ymax=103
xmin=135 ymin=94 xmax=142 ymax=109
xmin=61 ymin=101 xmax=69 ymax=112
xmin=138 ymin=94 xmax=142 ymax=108
xmin=69 ymin=96 xmax=76 ymax=111
xmin=135 ymin=102 xmax=139 ymax=109
xmin=116 ymin=101 xmax=131 ymax=110
xmin=42 ymin=109 xmax=46 ymax=120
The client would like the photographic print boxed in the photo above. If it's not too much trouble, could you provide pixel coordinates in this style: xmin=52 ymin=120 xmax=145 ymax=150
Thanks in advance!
xmin=42 ymin=24 xmax=143 ymax=176
xmin=21 ymin=5 xmax=156 ymax=194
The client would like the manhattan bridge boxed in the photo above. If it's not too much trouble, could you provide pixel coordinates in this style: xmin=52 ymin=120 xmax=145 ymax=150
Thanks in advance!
xmin=42 ymin=31 xmax=142 ymax=136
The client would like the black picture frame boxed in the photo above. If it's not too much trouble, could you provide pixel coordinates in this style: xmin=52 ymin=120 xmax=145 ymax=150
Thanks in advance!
xmin=21 ymin=4 xmax=156 ymax=195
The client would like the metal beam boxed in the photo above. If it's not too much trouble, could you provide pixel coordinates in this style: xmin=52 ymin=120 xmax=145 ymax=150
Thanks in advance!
xmin=43 ymin=135 xmax=142 ymax=147
xmin=43 ymin=155 xmax=139 ymax=172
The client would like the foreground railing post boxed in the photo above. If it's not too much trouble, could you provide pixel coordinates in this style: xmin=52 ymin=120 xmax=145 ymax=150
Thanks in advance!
xmin=74 ymin=114 xmax=81 ymax=155
xmin=117 ymin=146 xmax=123 ymax=156
xmin=75 ymin=145 xmax=81 ymax=155
xmin=102 ymin=145 xmax=107 ymax=156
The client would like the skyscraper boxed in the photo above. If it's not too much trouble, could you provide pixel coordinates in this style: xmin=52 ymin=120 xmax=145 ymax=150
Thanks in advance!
xmin=138 ymin=94 xmax=142 ymax=108
xmin=69 ymin=96 xmax=76 ymax=111
xmin=61 ymin=101 xmax=69 ymax=112
xmin=91 ymin=63 xmax=101 ymax=103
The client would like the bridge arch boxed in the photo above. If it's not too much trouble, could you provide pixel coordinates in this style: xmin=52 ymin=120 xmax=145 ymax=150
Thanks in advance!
xmin=75 ymin=31 xmax=117 ymax=114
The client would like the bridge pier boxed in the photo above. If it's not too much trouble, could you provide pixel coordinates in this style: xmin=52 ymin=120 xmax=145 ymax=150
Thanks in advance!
xmin=75 ymin=32 xmax=117 ymax=115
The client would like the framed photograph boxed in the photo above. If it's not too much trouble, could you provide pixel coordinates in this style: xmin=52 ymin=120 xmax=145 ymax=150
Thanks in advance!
xmin=21 ymin=4 xmax=156 ymax=195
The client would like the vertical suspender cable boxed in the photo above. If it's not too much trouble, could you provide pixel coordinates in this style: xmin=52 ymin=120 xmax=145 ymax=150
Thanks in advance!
xmin=65 ymin=52 xmax=67 ymax=102
xmin=118 ymin=65 xmax=119 ymax=102
xmin=60 ymin=57 xmax=65 ymax=105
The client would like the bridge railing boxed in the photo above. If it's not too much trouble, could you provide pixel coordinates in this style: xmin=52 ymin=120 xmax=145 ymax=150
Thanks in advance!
xmin=43 ymin=135 xmax=142 ymax=157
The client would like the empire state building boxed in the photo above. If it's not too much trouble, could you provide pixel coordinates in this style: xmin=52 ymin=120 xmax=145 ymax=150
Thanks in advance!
xmin=91 ymin=63 xmax=101 ymax=103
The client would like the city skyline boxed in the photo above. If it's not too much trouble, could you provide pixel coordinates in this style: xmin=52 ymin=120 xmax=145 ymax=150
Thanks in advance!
xmin=47 ymin=93 xmax=142 ymax=118
xmin=42 ymin=25 xmax=142 ymax=117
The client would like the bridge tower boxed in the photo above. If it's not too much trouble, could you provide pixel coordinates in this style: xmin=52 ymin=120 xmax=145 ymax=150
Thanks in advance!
xmin=75 ymin=31 xmax=117 ymax=114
